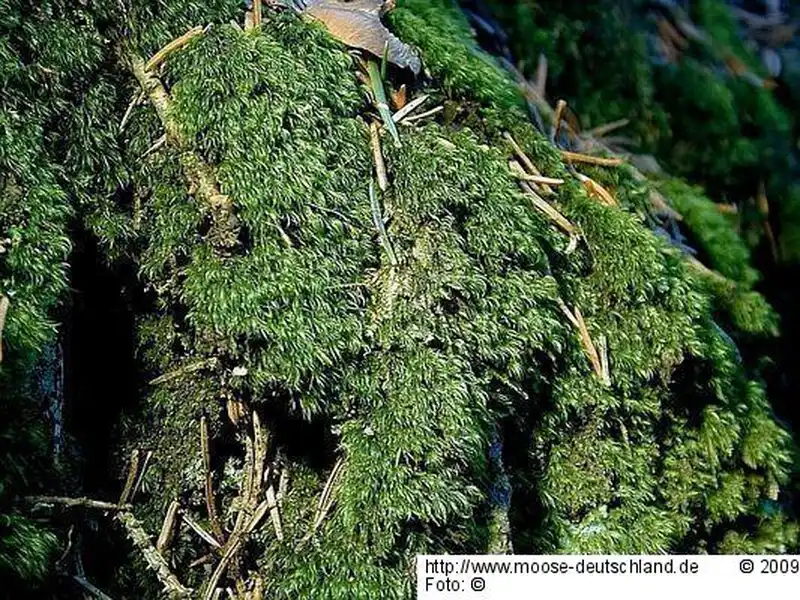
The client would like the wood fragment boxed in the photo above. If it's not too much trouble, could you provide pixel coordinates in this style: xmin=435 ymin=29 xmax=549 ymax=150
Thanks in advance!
xmin=145 ymin=26 xmax=204 ymax=72
xmin=391 ymin=94 xmax=428 ymax=123
xmin=574 ymin=307 xmax=604 ymax=381
xmin=519 ymin=179 xmax=576 ymax=236
xmin=119 ymin=91 xmax=144 ymax=134
xmin=534 ymin=53 xmax=548 ymax=97
xmin=24 ymin=496 xmax=129 ymax=512
xmin=156 ymin=500 xmax=181 ymax=553
xmin=370 ymin=122 xmax=389 ymax=192
xmin=118 ymin=450 xmax=140 ymax=506
xmin=0 ymin=295 xmax=8 ymax=364
xmin=400 ymin=105 xmax=443 ymax=124
xmin=141 ymin=134 xmax=167 ymax=159
xmin=502 ymin=132 xmax=554 ymax=195
xmin=576 ymin=173 xmax=618 ymax=207
xmin=587 ymin=118 xmax=630 ymax=138
xmin=201 ymin=415 xmax=226 ymax=543
xmin=149 ymin=358 xmax=218 ymax=385
xmin=560 ymin=150 xmax=623 ymax=167
xmin=182 ymin=513 xmax=223 ymax=549
xmin=116 ymin=511 xmax=192 ymax=598
xmin=552 ymin=99 xmax=567 ymax=142
xmin=265 ymin=486 xmax=283 ymax=540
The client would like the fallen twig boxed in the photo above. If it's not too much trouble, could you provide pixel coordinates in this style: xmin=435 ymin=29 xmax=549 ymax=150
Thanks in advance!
xmin=0 ymin=295 xmax=8 ymax=363
xmin=156 ymin=499 xmax=181 ymax=554
xmin=201 ymin=415 xmax=226 ymax=543
xmin=587 ymin=118 xmax=630 ymax=138
xmin=391 ymin=94 xmax=428 ymax=123
xmin=141 ymin=134 xmax=167 ymax=159
xmin=253 ymin=0 xmax=261 ymax=28
xmin=518 ymin=178 xmax=576 ymax=236
xmin=72 ymin=575 xmax=116 ymax=600
xmin=576 ymin=173 xmax=618 ymax=207
xmin=311 ymin=457 xmax=345 ymax=534
xmin=119 ymin=91 xmax=144 ymax=134
xmin=560 ymin=150 xmax=623 ymax=167
xmin=552 ymin=99 xmax=567 ymax=142
xmin=534 ymin=53 xmax=548 ymax=98
xmin=145 ymin=26 xmax=205 ymax=72
xmin=24 ymin=496 xmax=128 ymax=512
xmin=502 ymin=132 xmax=554 ymax=195
xmin=370 ymin=122 xmax=389 ymax=193
xmin=559 ymin=303 xmax=605 ymax=382
xmin=131 ymin=450 xmax=153 ymax=500
xmin=118 ymin=450 xmax=141 ymax=505
xmin=182 ymin=512 xmax=223 ymax=550
xmin=400 ymin=105 xmax=443 ymax=124
xmin=116 ymin=511 xmax=192 ymax=598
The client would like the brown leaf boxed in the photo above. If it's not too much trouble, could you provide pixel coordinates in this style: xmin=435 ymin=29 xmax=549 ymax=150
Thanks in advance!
xmin=297 ymin=0 xmax=421 ymax=73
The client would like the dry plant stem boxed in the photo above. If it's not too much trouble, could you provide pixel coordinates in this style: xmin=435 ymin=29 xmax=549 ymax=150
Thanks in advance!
xmin=119 ymin=91 xmax=144 ymax=133
xmin=253 ymin=0 xmax=262 ymax=27
xmin=561 ymin=150 xmax=623 ymax=167
xmin=201 ymin=415 xmax=226 ymax=542
xmin=502 ymin=132 xmax=554 ymax=195
xmin=24 ymin=496 xmax=129 ymax=512
xmin=145 ymin=26 xmax=204 ymax=72
xmin=118 ymin=450 xmax=140 ymax=505
xmin=391 ymin=93 xmax=427 ymax=122
xmin=72 ymin=575 xmax=116 ymax=600
xmin=400 ymin=105 xmax=443 ymax=124
xmin=141 ymin=134 xmax=167 ymax=159
xmin=577 ymin=173 xmax=618 ymax=207
xmin=311 ymin=457 xmax=345 ymax=533
xmin=534 ymin=53 xmax=548 ymax=97
xmin=116 ymin=511 xmax=192 ymax=598
xmin=182 ymin=513 xmax=223 ymax=549
xmin=370 ymin=122 xmax=389 ymax=192
xmin=149 ymin=358 xmax=219 ymax=385
xmin=574 ymin=307 xmax=604 ymax=381
xmin=131 ymin=450 xmax=153 ymax=499
xmin=0 ymin=295 xmax=9 ymax=363
xmin=587 ymin=118 xmax=630 ymax=138
xmin=512 ymin=172 xmax=565 ymax=186
xmin=156 ymin=500 xmax=181 ymax=553
xmin=519 ymin=180 xmax=576 ymax=236
xmin=127 ymin=52 xmax=237 ymax=245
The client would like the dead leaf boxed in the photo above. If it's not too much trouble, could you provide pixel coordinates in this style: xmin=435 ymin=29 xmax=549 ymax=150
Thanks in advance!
xmin=296 ymin=0 xmax=421 ymax=73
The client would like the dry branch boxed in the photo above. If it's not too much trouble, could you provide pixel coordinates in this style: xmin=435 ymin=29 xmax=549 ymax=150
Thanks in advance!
xmin=24 ymin=496 xmax=129 ymax=512
xmin=118 ymin=450 xmax=140 ymax=505
xmin=560 ymin=150 xmax=624 ymax=167
xmin=0 ymin=295 xmax=8 ymax=363
xmin=502 ymin=132 xmax=554 ymax=195
xmin=145 ymin=26 xmax=205 ymax=72
xmin=391 ymin=94 xmax=428 ymax=123
xmin=156 ymin=500 xmax=181 ymax=553
xmin=116 ymin=511 xmax=192 ymax=598
xmin=201 ymin=415 xmax=226 ymax=543
xmin=518 ymin=179 xmax=576 ymax=236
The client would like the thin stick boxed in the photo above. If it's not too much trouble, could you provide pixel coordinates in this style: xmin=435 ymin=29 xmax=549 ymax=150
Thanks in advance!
xmin=519 ymin=180 xmax=576 ymax=235
xmin=149 ymin=358 xmax=218 ymax=385
xmin=561 ymin=150 xmax=623 ymax=167
xmin=391 ymin=94 xmax=428 ymax=123
xmin=265 ymin=485 xmax=283 ymax=540
xmin=370 ymin=122 xmax=389 ymax=193
xmin=182 ymin=513 xmax=223 ymax=549
xmin=252 ymin=0 xmax=261 ymax=27
xmin=0 ymin=295 xmax=9 ymax=363
xmin=141 ymin=134 xmax=167 ymax=159
xmin=201 ymin=415 xmax=226 ymax=543
xmin=534 ymin=53 xmax=548 ymax=97
xmin=118 ymin=450 xmax=140 ymax=505
xmin=552 ymin=99 xmax=567 ymax=142
xmin=400 ymin=105 xmax=443 ymax=124
xmin=119 ymin=91 xmax=144 ymax=134
xmin=116 ymin=511 xmax=192 ymax=597
xmin=587 ymin=118 xmax=630 ymax=138
xmin=131 ymin=450 xmax=153 ymax=500
xmin=190 ymin=553 xmax=216 ymax=569
xmin=312 ymin=458 xmax=345 ymax=532
xmin=502 ymin=132 xmax=553 ymax=195
xmin=509 ymin=166 xmax=564 ymax=186
xmin=24 ymin=496 xmax=128 ymax=512
xmin=576 ymin=173 xmax=618 ymax=207
xmin=72 ymin=575 xmax=116 ymax=600
xmin=145 ymin=26 xmax=204 ymax=72
xmin=573 ymin=307 xmax=604 ymax=380
xmin=156 ymin=499 xmax=181 ymax=553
